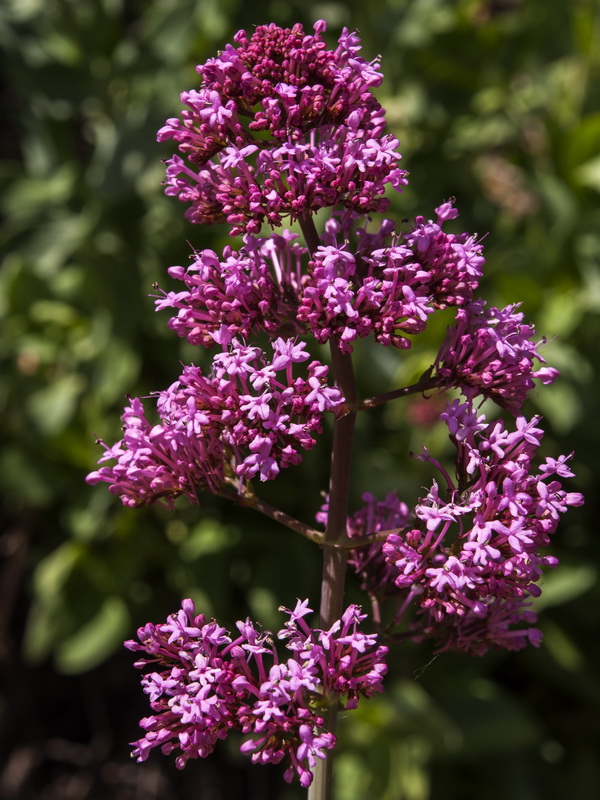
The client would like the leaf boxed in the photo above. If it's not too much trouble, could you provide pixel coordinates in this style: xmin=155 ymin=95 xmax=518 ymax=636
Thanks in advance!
xmin=535 ymin=564 xmax=597 ymax=609
xmin=26 ymin=373 xmax=86 ymax=435
xmin=542 ymin=619 xmax=586 ymax=672
xmin=23 ymin=542 xmax=83 ymax=663
xmin=532 ymin=379 xmax=583 ymax=433
xmin=179 ymin=518 xmax=239 ymax=560
xmin=55 ymin=595 xmax=130 ymax=674
xmin=92 ymin=340 xmax=140 ymax=404
xmin=34 ymin=541 xmax=82 ymax=598
xmin=574 ymin=155 xmax=600 ymax=193
xmin=0 ymin=165 xmax=75 ymax=220
xmin=22 ymin=596 xmax=68 ymax=664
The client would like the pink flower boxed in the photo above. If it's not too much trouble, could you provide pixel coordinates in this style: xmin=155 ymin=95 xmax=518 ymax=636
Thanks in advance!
xmin=87 ymin=340 xmax=344 ymax=507
xmin=350 ymin=400 xmax=583 ymax=655
xmin=157 ymin=21 xmax=407 ymax=234
xmin=434 ymin=300 xmax=559 ymax=413
xmin=298 ymin=202 xmax=484 ymax=353
xmin=127 ymin=599 xmax=386 ymax=786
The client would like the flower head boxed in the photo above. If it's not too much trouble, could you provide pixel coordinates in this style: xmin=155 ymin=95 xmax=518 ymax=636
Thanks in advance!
xmin=343 ymin=401 xmax=583 ymax=655
xmin=434 ymin=300 xmax=559 ymax=413
xmin=87 ymin=339 xmax=344 ymax=507
xmin=154 ymin=231 xmax=306 ymax=347
xmin=127 ymin=599 xmax=386 ymax=786
xmin=298 ymin=202 xmax=484 ymax=352
xmin=158 ymin=21 xmax=406 ymax=234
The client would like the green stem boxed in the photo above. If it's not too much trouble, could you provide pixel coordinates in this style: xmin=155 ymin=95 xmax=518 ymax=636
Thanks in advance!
xmin=356 ymin=368 xmax=436 ymax=410
xmin=300 ymin=213 xmax=357 ymax=800
xmin=234 ymin=491 xmax=325 ymax=546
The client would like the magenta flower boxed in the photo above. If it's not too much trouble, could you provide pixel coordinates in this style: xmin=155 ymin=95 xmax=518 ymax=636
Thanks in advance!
xmin=434 ymin=299 xmax=559 ymax=413
xmin=87 ymin=338 xmax=344 ymax=507
xmin=157 ymin=21 xmax=407 ymax=234
xmin=379 ymin=400 xmax=583 ymax=653
xmin=154 ymin=230 xmax=307 ymax=347
xmin=126 ymin=599 xmax=387 ymax=786
xmin=297 ymin=201 xmax=484 ymax=353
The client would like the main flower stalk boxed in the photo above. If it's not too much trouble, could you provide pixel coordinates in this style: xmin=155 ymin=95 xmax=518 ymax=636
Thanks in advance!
xmin=299 ymin=213 xmax=357 ymax=799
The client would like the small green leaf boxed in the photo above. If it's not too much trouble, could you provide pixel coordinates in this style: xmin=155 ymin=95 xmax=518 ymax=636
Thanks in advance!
xmin=34 ymin=541 xmax=81 ymax=598
xmin=27 ymin=373 xmax=86 ymax=434
xmin=574 ymin=156 xmax=600 ymax=193
xmin=535 ymin=564 xmax=597 ymax=609
xmin=179 ymin=518 xmax=239 ymax=561
xmin=55 ymin=596 xmax=130 ymax=674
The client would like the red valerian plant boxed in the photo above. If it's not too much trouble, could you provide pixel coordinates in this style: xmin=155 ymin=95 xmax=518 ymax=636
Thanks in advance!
xmin=88 ymin=20 xmax=583 ymax=799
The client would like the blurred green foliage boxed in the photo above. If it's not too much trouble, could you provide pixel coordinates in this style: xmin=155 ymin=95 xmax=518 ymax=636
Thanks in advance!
xmin=1 ymin=0 xmax=599 ymax=798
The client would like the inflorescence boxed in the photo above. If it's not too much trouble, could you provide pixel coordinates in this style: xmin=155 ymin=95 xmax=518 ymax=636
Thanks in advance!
xmin=158 ymin=21 xmax=407 ymax=234
xmin=87 ymin=18 xmax=582 ymax=786
xmin=87 ymin=337 xmax=343 ymax=506
xmin=126 ymin=599 xmax=387 ymax=787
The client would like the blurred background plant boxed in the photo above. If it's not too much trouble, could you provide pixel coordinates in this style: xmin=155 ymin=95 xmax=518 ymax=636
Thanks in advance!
xmin=0 ymin=0 xmax=598 ymax=798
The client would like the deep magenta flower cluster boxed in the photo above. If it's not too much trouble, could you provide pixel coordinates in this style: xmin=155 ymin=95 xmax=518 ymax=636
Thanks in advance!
xmin=434 ymin=299 xmax=559 ymax=413
xmin=154 ymin=201 xmax=484 ymax=356
xmin=87 ymin=337 xmax=343 ymax=506
xmin=339 ymin=401 xmax=583 ymax=655
xmin=154 ymin=231 xmax=306 ymax=347
xmin=298 ymin=201 xmax=484 ymax=352
xmin=126 ymin=599 xmax=387 ymax=787
xmin=158 ymin=21 xmax=407 ymax=234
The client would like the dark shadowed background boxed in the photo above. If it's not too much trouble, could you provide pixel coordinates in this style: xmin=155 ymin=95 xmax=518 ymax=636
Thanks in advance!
xmin=1 ymin=0 xmax=599 ymax=798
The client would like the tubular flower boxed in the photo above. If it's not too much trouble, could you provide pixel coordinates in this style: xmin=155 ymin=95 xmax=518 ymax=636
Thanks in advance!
xmin=297 ymin=201 xmax=484 ymax=353
xmin=158 ymin=21 xmax=407 ymax=234
xmin=379 ymin=400 xmax=583 ymax=654
xmin=434 ymin=299 xmax=559 ymax=413
xmin=126 ymin=599 xmax=387 ymax=787
xmin=154 ymin=230 xmax=307 ymax=348
xmin=87 ymin=338 xmax=344 ymax=508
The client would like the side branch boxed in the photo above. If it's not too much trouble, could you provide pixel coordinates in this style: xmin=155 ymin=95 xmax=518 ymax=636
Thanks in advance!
xmin=331 ymin=526 xmax=408 ymax=550
xmin=356 ymin=369 xmax=437 ymax=410
xmin=230 ymin=488 xmax=405 ymax=551
xmin=227 ymin=490 xmax=326 ymax=546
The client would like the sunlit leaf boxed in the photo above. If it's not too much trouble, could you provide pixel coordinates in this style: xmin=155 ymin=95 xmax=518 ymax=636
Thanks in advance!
xmin=27 ymin=373 xmax=87 ymax=434
xmin=55 ymin=595 xmax=130 ymax=673
xmin=535 ymin=564 xmax=597 ymax=609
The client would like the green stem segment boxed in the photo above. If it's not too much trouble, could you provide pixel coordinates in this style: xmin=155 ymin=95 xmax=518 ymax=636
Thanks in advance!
xmin=356 ymin=368 xmax=436 ymax=409
xmin=300 ymin=214 xmax=357 ymax=800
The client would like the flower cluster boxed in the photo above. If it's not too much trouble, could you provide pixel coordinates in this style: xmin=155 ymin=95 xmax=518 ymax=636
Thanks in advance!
xmin=158 ymin=21 xmax=407 ymax=234
xmin=317 ymin=492 xmax=411 ymax=600
xmin=126 ymin=599 xmax=387 ymax=787
xmin=298 ymin=201 xmax=485 ymax=352
xmin=434 ymin=299 xmax=559 ymax=413
xmin=380 ymin=400 xmax=583 ymax=654
xmin=154 ymin=231 xmax=306 ymax=347
xmin=154 ymin=201 xmax=485 ymax=357
xmin=87 ymin=338 xmax=343 ymax=507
